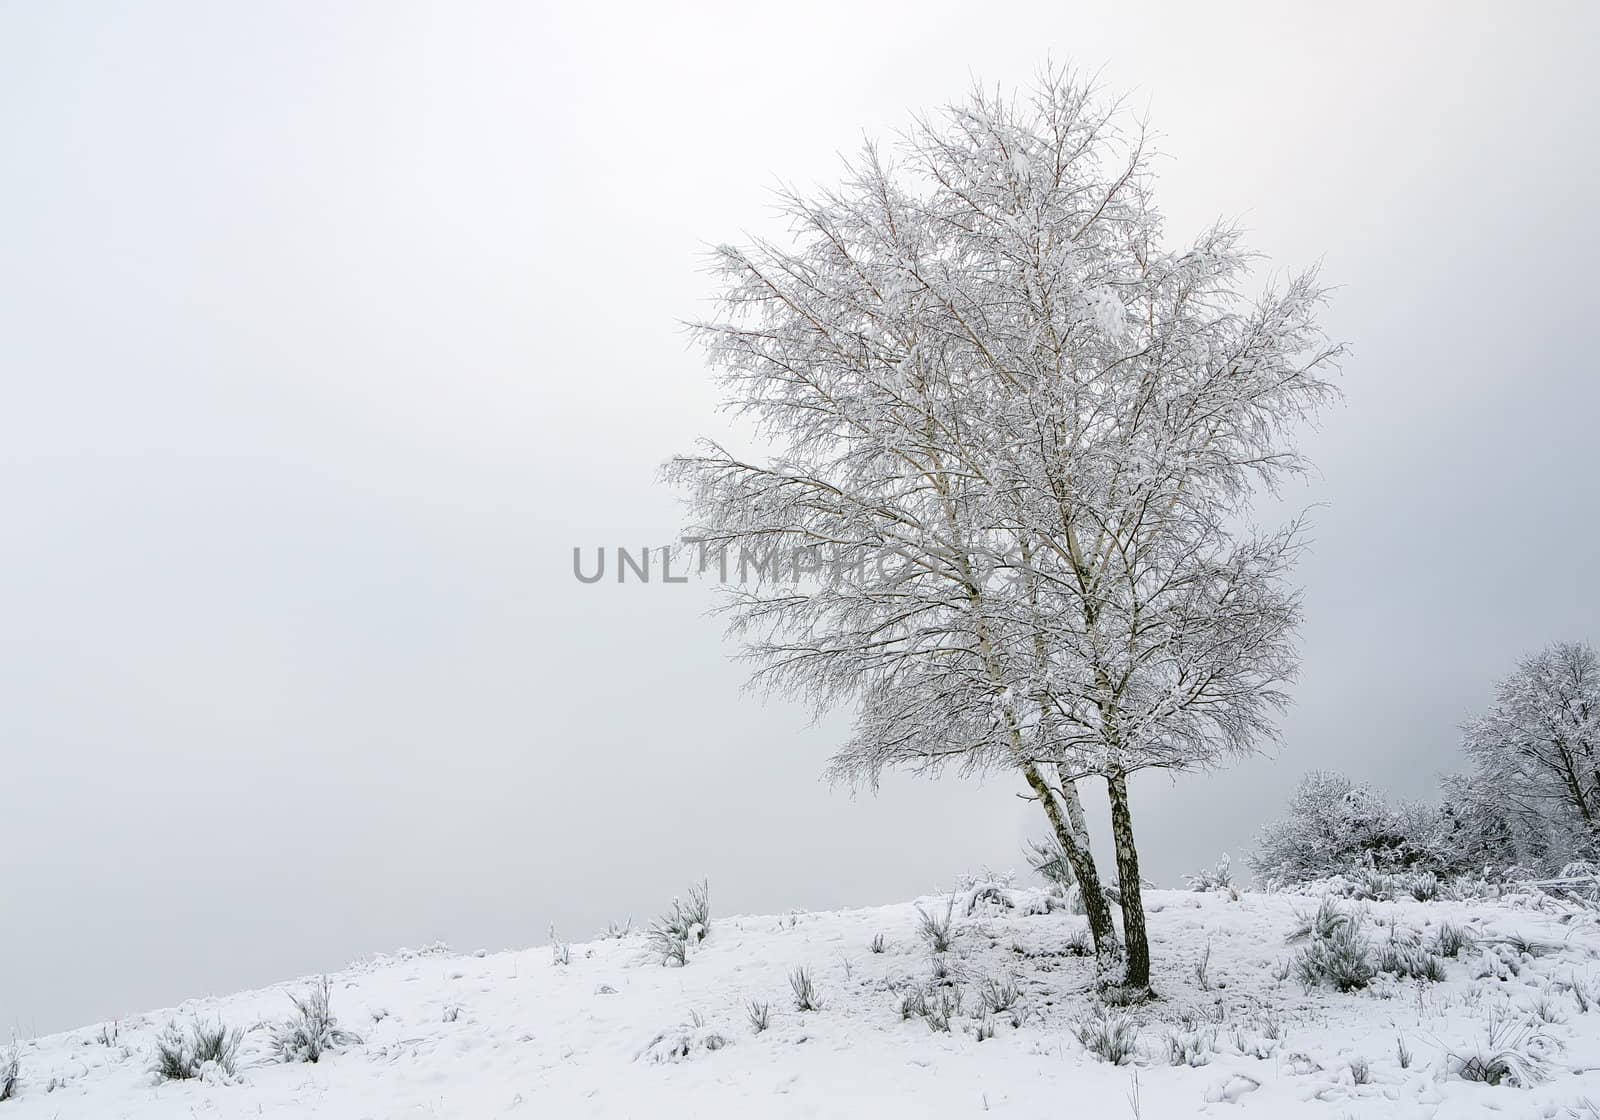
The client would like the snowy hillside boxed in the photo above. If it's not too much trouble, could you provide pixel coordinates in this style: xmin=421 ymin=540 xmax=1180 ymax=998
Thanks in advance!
xmin=7 ymin=883 xmax=1600 ymax=1118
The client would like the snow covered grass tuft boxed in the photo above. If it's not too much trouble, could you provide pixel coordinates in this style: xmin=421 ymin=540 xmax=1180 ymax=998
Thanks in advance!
xmin=1286 ymin=896 xmax=1353 ymax=945
xmin=1 ymin=1042 xmax=19 ymax=1102
xmin=1074 ymin=1006 xmax=1139 ymax=1064
xmin=1571 ymin=972 xmax=1599 ymax=1014
xmin=915 ymin=896 xmax=957 ymax=954
xmin=1025 ymin=837 xmax=1076 ymax=892
xmin=745 ymin=999 xmax=769 ymax=1034
xmin=1292 ymin=911 xmax=1375 ymax=992
xmin=680 ymin=879 xmax=711 ymax=938
xmin=1433 ymin=920 xmax=1475 ymax=958
xmin=921 ymin=986 xmax=961 ymax=1033
xmin=1407 ymin=871 xmax=1440 ymax=901
xmin=639 ymin=1014 xmax=728 ymax=1065
xmin=1185 ymin=854 xmax=1235 ymax=894
xmin=648 ymin=928 xmax=688 ymax=967
xmin=1530 ymin=989 xmax=1569 ymax=1025
xmin=1165 ymin=1024 xmax=1215 ymax=1067
xmin=269 ymin=975 xmax=361 ymax=1064
xmin=976 ymin=974 xmax=1020 ymax=1015
xmin=897 ymin=987 xmax=925 ymax=1022
xmin=1443 ymin=1015 xmax=1552 ymax=1087
xmin=1283 ymin=896 xmax=1448 ymax=990
xmin=1374 ymin=927 xmax=1447 ymax=983
xmin=648 ymin=880 xmax=710 ymax=967
xmin=1065 ymin=926 xmax=1093 ymax=957
xmin=152 ymin=1019 xmax=242 ymax=1083
xmin=789 ymin=966 xmax=820 ymax=1012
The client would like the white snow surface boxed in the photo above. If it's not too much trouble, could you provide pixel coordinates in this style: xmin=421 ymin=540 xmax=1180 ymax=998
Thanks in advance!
xmin=10 ymin=886 xmax=1600 ymax=1117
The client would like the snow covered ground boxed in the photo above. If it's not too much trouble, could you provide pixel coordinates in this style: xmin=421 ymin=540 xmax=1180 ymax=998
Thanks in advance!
xmin=8 ymin=883 xmax=1600 ymax=1118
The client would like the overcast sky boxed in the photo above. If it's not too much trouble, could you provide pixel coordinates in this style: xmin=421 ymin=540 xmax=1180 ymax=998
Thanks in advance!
xmin=3 ymin=1 xmax=1598 ymax=1037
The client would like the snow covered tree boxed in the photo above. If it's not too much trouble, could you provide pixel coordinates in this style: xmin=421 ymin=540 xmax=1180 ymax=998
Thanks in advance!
xmin=667 ymin=68 xmax=1338 ymax=993
xmin=1436 ymin=771 xmax=1521 ymax=872
xmin=1460 ymin=641 xmax=1600 ymax=870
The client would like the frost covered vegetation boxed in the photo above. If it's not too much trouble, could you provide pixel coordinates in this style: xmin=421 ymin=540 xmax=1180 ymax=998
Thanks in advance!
xmin=267 ymin=977 xmax=360 ymax=1064
xmin=1253 ymin=640 xmax=1600 ymax=889
xmin=0 ymin=1043 xmax=18 ymax=1103
xmin=647 ymin=879 xmax=711 ymax=967
xmin=666 ymin=65 xmax=1341 ymax=997
xmin=151 ymin=1018 xmax=242 ymax=1083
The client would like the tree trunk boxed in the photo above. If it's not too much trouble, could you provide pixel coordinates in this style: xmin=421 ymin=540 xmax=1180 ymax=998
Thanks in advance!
xmin=1022 ymin=763 xmax=1120 ymax=961
xmin=1106 ymin=767 xmax=1152 ymax=995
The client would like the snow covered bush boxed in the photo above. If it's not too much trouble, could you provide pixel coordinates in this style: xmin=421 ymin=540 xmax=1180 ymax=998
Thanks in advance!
xmin=152 ymin=1018 xmax=242 ymax=1083
xmin=1074 ymin=1007 xmax=1138 ymax=1064
xmin=0 ymin=1042 xmax=18 ymax=1102
xmin=269 ymin=976 xmax=361 ymax=1064
xmin=1250 ymin=772 xmax=1462 ymax=885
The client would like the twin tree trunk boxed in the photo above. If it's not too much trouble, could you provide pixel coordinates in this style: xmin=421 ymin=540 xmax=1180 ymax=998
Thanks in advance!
xmin=1106 ymin=767 xmax=1151 ymax=993
xmin=1022 ymin=763 xmax=1120 ymax=962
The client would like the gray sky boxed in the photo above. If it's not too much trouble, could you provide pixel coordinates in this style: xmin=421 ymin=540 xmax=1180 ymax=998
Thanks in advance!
xmin=3 ymin=1 xmax=1598 ymax=1037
